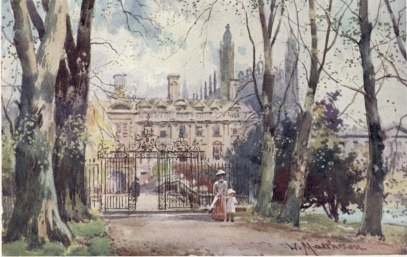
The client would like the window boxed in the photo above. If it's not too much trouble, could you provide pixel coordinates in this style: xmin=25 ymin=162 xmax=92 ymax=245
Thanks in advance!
xmin=116 ymin=122 xmax=128 ymax=138
xmin=232 ymin=128 xmax=238 ymax=135
xmin=196 ymin=126 xmax=204 ymax=137
xmin=122 ymin=123 xmax=128 ymax=138
xmin=212 ymin=141 xmax=223 ymax=160
xmin=179 ymin=125 xmax=186 ymax=137
xmin=160 ymin=130 xmax=167 ymax=138
xmin=213 ymin=125 xmax=221 ymax=137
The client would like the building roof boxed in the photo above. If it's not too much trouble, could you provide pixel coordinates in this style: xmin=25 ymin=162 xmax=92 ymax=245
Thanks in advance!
xmin=109 ymin=97 xmax=255 ymax=113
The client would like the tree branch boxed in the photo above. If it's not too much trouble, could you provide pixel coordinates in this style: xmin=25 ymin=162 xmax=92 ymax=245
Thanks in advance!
xmin=27 ymin=0 xmax=45 ymax=40
xmin=383 ymin=0 xmax=406 ymax=60
xmin=2 ymin=28 xmax=15 ymax=46
xmin=116 ymin=0 xmax=159 ymax=40
xmin=267 ymin=0 xmax=277 ymax=39
xmin=164 ymin=0 xmax=218 ymax=61
xmin=242 ymin=2 xmax=263 ymax=110
xmin=91 ymin=41 xmax=120 ymax=55
xmin=321 ymin=67 xmax=366 ymax=95
xmin=1 ymin=95 xmax=15 ymax=137
xmin=270 ymin=0 xmax=284 ymax=48
xmin=338 ymin=85 xmax=365 ymax=117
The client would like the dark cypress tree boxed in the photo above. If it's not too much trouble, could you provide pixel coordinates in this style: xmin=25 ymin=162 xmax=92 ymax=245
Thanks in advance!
xmin=204 ymin=81 xmax=208 ymax=99
xmin=209 ymin=75 xmax=213 ymax=95
xmin=213 ymin=71 xmax=217 ymax=97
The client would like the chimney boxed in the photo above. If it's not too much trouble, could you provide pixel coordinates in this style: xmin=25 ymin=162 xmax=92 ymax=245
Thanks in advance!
xmin=114 ymin=74 xmax=126 ymax=86
xmin=114 ymin=74 xmax=126 ymax=97
xmin=167 ymin=74 xmax=181 ymax=100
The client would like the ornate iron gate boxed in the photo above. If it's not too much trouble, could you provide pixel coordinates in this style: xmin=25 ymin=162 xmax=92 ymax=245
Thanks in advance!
xmin=156 ymin=147 xmax=213 ymax=210
xmin=85 ymin=157 xmax=255 ymax=211
xmin=98 ymin=152 xmax=136 ymax=211
xmin=97 ymin=142 xmax=208 ymax=210
xmin=96 ymin=115 xmax=210 ymax=211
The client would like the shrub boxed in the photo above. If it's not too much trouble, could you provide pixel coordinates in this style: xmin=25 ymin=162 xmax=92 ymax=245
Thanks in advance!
xmin=303 ymin=143 xmax=364 ymax=221
xmin=88 ymin=237 xmax=114 ymax=256
xmin=68 ymin=218 xmax=107 ymax=237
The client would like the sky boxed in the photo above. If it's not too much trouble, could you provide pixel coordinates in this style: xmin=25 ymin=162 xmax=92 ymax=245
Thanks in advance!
xmin=1 ymin=0 xmax=406 ymax=131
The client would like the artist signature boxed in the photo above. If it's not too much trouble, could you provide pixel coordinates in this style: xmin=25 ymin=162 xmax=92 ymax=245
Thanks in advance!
xmin=285 ymin=240 xmax=367 ymax=255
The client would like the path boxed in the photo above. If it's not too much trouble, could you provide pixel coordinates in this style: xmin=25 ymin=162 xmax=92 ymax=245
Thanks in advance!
xmin=106 ymin=213 xmax=406 ymax=256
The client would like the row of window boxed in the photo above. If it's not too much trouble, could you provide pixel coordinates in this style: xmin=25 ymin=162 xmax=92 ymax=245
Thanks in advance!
xmin=118 ymin=123 xmax=239 ymax=139
xmin=159 ymin=125 xmax=239 ymax=138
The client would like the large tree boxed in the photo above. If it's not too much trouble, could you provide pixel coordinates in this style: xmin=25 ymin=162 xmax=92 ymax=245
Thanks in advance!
xmin=53 ymin=0 xmax=95 ymax=222
xmin=357 ymin=0 xmax=386 ymax=238
xmin=254 ymin=0 xmax=284 ymax=217
xmin=53 ymin=0 xmax=158 ymax=222
xmin=278 ymin=0 xmax=342 ymax=226
xmin=4 ymin=0 xmax=72 ymax=247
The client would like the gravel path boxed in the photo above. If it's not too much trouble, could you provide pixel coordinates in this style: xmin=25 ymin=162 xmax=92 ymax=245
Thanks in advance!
xmin=106 ymin=213 xmax=406 ymax=256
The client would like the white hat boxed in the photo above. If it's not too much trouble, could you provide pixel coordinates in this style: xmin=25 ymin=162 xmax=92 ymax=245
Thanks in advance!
xmin=228 ymin=189 xmax=235 ymax=194
xmin=216 ymin=169 xmax=226 ymax=176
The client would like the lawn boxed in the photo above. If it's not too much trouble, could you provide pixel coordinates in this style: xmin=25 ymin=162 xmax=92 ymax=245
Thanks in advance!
xmin=2 ymin=216 xmax=115 ymax=256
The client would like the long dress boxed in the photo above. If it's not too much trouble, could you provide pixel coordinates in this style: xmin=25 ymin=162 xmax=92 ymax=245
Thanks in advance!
xmin=211 ymin=180 xmax=227 ymax=221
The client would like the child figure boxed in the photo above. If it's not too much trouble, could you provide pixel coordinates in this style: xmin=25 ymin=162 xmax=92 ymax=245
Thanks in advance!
xmin=226 ymin=189 xmax=238 ymax=222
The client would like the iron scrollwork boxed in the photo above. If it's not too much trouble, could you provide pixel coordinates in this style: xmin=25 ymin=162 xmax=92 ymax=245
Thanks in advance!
xmin=122 ymin=114 xmax=202 ymax=153
xmin=97 ymin=139 xmax=109 ymax=158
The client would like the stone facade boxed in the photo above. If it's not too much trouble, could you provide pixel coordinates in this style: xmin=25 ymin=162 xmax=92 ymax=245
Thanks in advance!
xmin=106 ymin=27 xmax=306 ymax=165
xmin=108 ymin=94 xmax=255 ymax=162
xmin=107 ymin=25 xmax=257 ymax=162
xmin=339 ymin=125 xmax=407 ymax=171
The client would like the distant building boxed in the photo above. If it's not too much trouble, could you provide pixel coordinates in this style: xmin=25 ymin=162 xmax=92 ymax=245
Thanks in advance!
xmin=220 ymin=24 xmax=235 ymax=101
xmin=339 ymin=125 xmax=407 ymax=171
xmin=107 ymin=73 xmax=255 ymax=162
xmin=106 ymin=26 xmax=304 ymax=164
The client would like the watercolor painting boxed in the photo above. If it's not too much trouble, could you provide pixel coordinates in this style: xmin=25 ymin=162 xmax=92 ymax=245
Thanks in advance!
xmin=1 ymin=0 xmax=406 ymax=255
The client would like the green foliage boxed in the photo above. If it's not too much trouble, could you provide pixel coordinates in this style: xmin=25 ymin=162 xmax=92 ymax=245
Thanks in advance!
xmin=300 ymin=213 xmax=407 ymax=244
xmin=68 ymin=218 xmax=107 ymax=238
xmin=65 ymin=245 xmax=91 ymax=256
xmin=225 ymin=124 xmax=262 ymax=188
xmin=3 ymin=218 xmax=114 ymax=256
xmin=2 ymin=241 xmax=31 ymax=256
xmin=2 ymin=240 xmax=64 ymax=256
xmin=88 ymin=237 xmax=114 ymax=256
xmin=303 ymin=91 xmax=364 ymax=222
xmin=300 ymin=213 xmax=351 ymax=234
xmin=41 ymin=242 xmax=66 ymax=256
xmin=303 ymin=143 xmax=364 ymax=221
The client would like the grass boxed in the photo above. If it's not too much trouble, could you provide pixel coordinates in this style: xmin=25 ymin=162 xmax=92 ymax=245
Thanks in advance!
xmin=68 ymin=217 xmax=108 ymax=237
xmin=237 ymin=206 xmax=407 ymax=245
xmin=88 ymin=237 xmax=114 ymax=256
xmin=382 ymin=224 xmax=407 ymax=244
xmin=2 ymin=241 xmax=65 ymax=256
xmin=300 ymin=212 xmax=407 ymax=244
xmin=2 ymin=216 xmax=115 ymax=256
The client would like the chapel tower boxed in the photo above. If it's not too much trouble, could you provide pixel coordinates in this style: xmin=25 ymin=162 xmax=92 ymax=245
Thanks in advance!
xmin=220 ymin=24 xmax=235 ymax=100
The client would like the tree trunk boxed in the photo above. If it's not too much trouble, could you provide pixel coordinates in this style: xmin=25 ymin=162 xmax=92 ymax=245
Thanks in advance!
xmin=54 ymin=0 xmax=95 ymax=222
xmin=277 ymin=102 xmax=313 ymax=226
xmin=4 ymin=0 xmax=72 ymax=247
xmin=256 ymin=70 xmax=277 ymax=216
xmin=278 ymin=0 xmax=320 ymax=227
xmin=383 ymin=0 xmax=406 ymax=61
xmin=358 ymin=0 xmax=386 ymax=238
xmin=254 ymin=0 xmax=277 ymax=216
